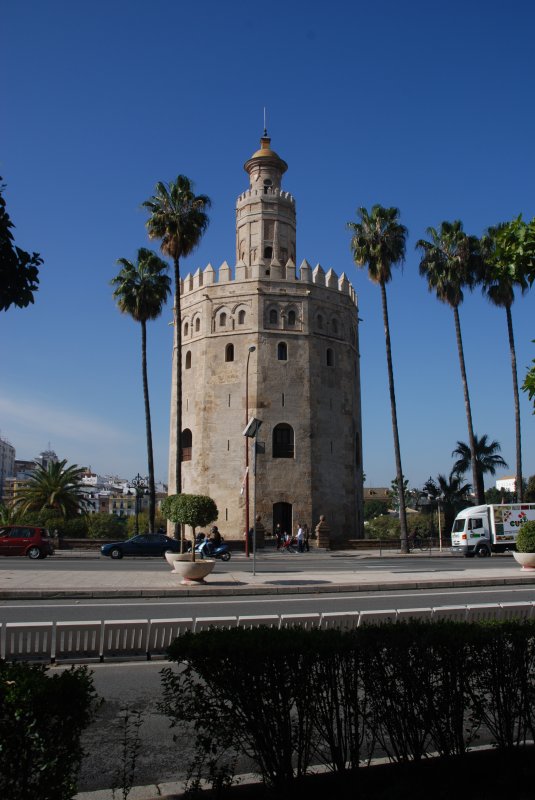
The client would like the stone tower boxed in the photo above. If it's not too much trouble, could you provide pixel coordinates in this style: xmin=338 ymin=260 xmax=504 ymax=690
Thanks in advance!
xmin=170 ymin=133 xmax=364 ymax=544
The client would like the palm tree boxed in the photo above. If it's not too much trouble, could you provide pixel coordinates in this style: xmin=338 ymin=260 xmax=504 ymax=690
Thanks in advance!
xmin=480 ymin=218 xmax=531 ymax=501
xmin=416 ymin=221 xmax=483 ymax=503
xmin=452 ymin=434 xmax=508 ymax=503
xmin=15 ymin=460 xmax=89 ymax=518
xmin=424 ymin=472 xmax=472 ymax=534
xmin=348 ymin=205 xmax=409 ymax=552
xmin=142 ymin=177 xmax=211 ymax=521
xmin=111 ymin=248 xmax=171 ymax=533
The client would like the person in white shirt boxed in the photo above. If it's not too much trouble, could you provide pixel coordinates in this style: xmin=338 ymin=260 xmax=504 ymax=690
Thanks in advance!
xmin=296 ymin=523 xmax=304 ymax=553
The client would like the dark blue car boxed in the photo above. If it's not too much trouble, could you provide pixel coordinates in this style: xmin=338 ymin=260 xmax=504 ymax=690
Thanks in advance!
xmin=100 ymin=534 xmax=181 ymax=560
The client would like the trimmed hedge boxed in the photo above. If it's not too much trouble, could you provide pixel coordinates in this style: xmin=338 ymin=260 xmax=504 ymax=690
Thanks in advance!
xmin=160 ymin=621 xmax=535 ymax=794
xmin=0 ymin=661 xmax=97 ymax=800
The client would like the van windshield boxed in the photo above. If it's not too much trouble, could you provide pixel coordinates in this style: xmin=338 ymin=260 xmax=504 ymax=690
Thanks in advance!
xmin=452 ymin=519 xmax=465 ymax=533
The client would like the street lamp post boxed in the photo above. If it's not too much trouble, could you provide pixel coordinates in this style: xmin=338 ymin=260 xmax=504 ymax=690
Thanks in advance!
xmin=437 ymin=496 xmax=443 ymax=552
xmin=244 ymin=345 xmax=256 ymax=557
xmin=243 ymin=417 xmax=262 ymax=576
xmin=131 ymin=473 xmax=148 ymax=535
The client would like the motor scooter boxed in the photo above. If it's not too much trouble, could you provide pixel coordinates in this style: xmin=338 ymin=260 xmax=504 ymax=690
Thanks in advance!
xmin=188 ymin=538 xmax=232 ymax=561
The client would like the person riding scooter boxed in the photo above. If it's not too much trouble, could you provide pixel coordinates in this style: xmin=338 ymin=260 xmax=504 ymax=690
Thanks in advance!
xmin=202 ymin=526 xmax=222 ymax=556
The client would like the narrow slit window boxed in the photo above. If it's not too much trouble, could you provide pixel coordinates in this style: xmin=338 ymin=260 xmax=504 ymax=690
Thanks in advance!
xmin=181 ymin=429 xmax=192 ymax=462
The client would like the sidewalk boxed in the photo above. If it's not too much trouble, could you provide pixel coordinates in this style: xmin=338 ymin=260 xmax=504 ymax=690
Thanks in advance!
xmin=1 ymin=550 xmax=534 ymax=599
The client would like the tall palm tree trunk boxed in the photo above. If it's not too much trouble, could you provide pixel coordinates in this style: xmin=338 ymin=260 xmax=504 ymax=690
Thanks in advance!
xmin=141 ymin=320 xmax=156 ymax=533
xmin=453 ymin=306 xmax=481 ymax=503
xmin=380 ymin=282 xmax=408 ymax=552
xmin=173 ymin=255 xmax=184 ymax=547
xmin=505 ymin=304 xmax=523 ymax=501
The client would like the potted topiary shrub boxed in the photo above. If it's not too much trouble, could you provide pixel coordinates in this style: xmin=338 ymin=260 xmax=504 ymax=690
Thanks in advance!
xmin=513 ymin=520 xmax=535 ymax=570
xmin=160 ymin=494 xmax=218 ymax=583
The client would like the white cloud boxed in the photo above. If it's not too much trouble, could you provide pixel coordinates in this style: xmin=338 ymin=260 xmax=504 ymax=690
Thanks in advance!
xmin=0 ymin=392 xmax=126 ymax=445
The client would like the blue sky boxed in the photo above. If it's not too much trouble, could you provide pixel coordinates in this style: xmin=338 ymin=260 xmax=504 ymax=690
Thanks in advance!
xmin=2 ymin=0 xmax=534 ymax=491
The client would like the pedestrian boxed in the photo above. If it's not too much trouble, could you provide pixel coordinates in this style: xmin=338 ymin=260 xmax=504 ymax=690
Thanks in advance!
xmin=274 ymin=523 xmax=282 ymax=550
xmin=296 ymin=523 xmax=304 ymax=553
xmin=303 ymin=523 xmax=310 ymax=552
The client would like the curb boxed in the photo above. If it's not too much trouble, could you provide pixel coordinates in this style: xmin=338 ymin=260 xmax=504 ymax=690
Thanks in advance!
xmin=1 ymin=574 xmax=534 ymax=601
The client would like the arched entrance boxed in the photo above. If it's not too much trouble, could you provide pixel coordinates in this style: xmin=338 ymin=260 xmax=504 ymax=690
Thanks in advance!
xmin=273 ymin=502 xmax=293 ymax=536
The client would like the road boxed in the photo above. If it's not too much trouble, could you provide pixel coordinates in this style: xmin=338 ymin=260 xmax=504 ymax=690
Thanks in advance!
xmin=2 ymin=584 xmax=535 ymax=624
xmin=0 ymin=550 xmax=517 ymax=574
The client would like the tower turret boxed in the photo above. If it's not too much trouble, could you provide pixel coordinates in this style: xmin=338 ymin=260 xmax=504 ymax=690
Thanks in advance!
xmin=236 ymin=132 xmax=296 ymax=268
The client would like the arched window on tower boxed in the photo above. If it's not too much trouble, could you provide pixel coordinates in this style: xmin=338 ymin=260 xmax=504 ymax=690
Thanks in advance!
xmin=219 ymin=312 xmax=227 ymax=327
xmin=225 ymin=343 xmax=234 ymax=362
xmin=195 ymin=317 xmax=201 ymax=333
xmin=277 ymin=342 xmax=288 ymax=361
xmin=185 ymin=351 xmax=192 ymax=369
xmin=181 ymin=429 xmax=192 ymax=462
xmin=269 ymin=308 xmax=278 ymax=325
xmin=184 ymin=322 xmax=189 ymax=337
xmin=238 ymin=309 xmax=246 ymax=325
xmin=326 ymin=348 xmax=334 ymax=367
xmin=263 ymin=179 xmax=272 ymax=195
xmin=264 ymin=246 xmax=273 ymax=260
xmin=317 ymin=314 xmax=324 ymax=330
xmin=331 ymin=318 xmax=339 ymax=336
xmin=287 ymin=309 xmax=296 ymax=326
xmin=273 ymin=423 xmax=294 ymax=459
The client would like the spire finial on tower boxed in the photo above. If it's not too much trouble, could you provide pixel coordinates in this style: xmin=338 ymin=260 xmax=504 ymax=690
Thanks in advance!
xmin=263 ymin=106 xmax=267 ymax=137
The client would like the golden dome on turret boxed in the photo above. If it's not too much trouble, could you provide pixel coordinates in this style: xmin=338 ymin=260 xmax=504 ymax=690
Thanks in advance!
xmin=244 ymin=131 xmax=288 ymax=174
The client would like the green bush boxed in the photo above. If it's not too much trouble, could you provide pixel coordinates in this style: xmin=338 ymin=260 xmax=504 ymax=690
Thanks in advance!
xmin=364 ymin=500 xmax=389 ymax=520
xmin=407 ymin=513 xmax=434 ymax=538
xmin=366 ymin=514 xmax=400 ymax=539
xmin=516 ymin=520 xmax=535 ymax=552
xmin=161 ymin=620 xmax=535 ymax=792
xmin=126 ymin=510 xmax=167 ymax=536
xmin=0 ymin=662 xmax=97 ymax=800
xmin=86 ymin=512 xmax=127 ymax=539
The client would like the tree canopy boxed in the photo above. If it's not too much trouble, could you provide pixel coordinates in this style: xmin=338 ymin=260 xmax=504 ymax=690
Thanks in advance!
xmin=161 ymin=494 xmax=218 ymax=531
xmin=14 ymin=460 xmax=89 ymax=519
xmin=0 ymin=178 xmax=43 ymax=311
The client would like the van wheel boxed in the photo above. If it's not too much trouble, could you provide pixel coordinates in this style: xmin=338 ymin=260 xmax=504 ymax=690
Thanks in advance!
xmin=476 ymin=545 xmax=491 ymax=558
xmin=27 ymin=546 xmax=41 ymax=559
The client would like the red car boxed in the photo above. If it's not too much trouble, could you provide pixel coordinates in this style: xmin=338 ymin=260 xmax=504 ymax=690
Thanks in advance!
xmin=0 ymin=525 xmax=54 ymax=559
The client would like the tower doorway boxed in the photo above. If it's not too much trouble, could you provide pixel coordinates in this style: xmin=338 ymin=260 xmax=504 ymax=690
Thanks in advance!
xmin=273 ymin=502 xmax=292 ymax=537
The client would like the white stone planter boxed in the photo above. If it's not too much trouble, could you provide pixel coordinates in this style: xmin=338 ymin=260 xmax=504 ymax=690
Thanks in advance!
xmin=513 ymin=551 xmax=535 ymax=570
xmin=165 ymin=552 xmax=215 ymax=584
